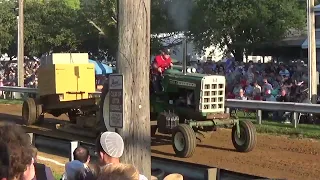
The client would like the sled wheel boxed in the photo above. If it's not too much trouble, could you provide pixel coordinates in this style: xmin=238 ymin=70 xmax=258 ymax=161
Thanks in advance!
xmin=35 ymin=103 xmax=44 ymax=124
xmin=22 ymin=98 xmax=37 ymax=125
xmin=68 ymin=109 xmax=78 ymax=124
xmin=231 ymin=120 xmax=257 ymax=152
xmin=172 ymin=124 xmax=196 ymax=158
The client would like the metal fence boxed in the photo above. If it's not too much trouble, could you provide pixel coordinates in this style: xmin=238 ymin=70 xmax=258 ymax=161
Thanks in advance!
xmin=1 ymin=86 xmax=320 ymax=128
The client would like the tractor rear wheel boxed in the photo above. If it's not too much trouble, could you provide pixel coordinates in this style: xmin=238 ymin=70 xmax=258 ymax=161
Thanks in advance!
xmin=231 ymin=120 xmax=257 ymax=152
xmin=22 ymin=98 xmax=37 ymax=125
xmin=172 ymin=124 xmax=196 ymax=158
xmin=98 ymin=81 xmax=115 ymax=132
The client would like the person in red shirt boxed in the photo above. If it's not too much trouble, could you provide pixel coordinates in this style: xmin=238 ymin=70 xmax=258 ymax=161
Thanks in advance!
xmin=152 ymin=48 xmax=173 ymax=74
xmin=151 ymin=48 xmax=173 ymax=93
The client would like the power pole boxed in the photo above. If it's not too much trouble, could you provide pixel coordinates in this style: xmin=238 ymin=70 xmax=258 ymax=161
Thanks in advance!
xmin=117 ymin=0 xmax=151 ymax=178
xmin=307 ymin=0 xmax=317 ymax=103
xmin=18 ymin=0 xmax=24 ymax=89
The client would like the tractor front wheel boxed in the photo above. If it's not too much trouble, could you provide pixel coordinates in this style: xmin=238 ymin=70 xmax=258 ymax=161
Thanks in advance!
xmin=231 ymin=120 xmax=257 ymax=152
xmin=172 ymin=124 xmax=196 ymax=158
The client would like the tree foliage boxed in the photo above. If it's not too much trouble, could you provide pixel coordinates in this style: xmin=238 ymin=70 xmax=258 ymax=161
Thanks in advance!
xmin=0 ymin=0 xmax=308 ymax=61
xmin=0 ymin=0 xmax=16 ymax=54
xmin=24 ymin=0 xmax=80 ymax=57
xmin=189 ymin=0 xmax=306 ymax=61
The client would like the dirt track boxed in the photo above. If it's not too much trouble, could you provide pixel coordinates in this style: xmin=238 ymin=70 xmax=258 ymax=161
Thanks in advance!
xmin=0 ymin=104 xmax=319 ymax=180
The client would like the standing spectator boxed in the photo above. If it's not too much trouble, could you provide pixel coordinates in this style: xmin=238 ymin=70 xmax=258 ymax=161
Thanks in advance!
xmin=0 ymin=123 xmax=35 ymax=180
xmin=63 ymin=146 xmax=91 ymax=180
xmin=96 ymin=132 xmax=147 ymax=180
xmin=31 ymin=147 xmax=55 ymax=180
xmin=98 ymin=163 xmax=141 ymax=180
xmin=0 ymin=142 xmax=9 ymax=180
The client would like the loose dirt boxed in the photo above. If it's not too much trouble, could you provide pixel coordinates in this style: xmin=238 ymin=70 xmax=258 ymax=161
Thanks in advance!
xmin=0 ymin=104 xmax=319 ymax=180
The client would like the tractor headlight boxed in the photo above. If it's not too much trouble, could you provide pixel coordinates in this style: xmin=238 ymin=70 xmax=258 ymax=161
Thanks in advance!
xmin=191 ymin=68 xmax=196 ymax=73
xmin=187 ymin=68 xmax=192 ymax=73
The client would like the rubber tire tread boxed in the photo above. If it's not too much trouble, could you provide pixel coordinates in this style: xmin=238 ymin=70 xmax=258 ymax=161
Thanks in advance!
xmin=22 ymin=98 xmax=37 ymax=125
xmin=231 ymin=120 xmax=257 ymax=152
xmin=246 ymin=120 xmax=257 ymax=151
xmin=172 ymin=124 xmax=196 ymax=158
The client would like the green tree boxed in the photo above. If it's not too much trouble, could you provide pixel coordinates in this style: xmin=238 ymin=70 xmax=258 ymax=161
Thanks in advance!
xmin=76 ymin=0 xmax=118 ymax=60
xmin=0 ymin=1 xmax=16 ymax=54
xmin=189 ymin=0 xmax=306 ymax=61
xmin=23 ymin=0 xmax=80 ymax=57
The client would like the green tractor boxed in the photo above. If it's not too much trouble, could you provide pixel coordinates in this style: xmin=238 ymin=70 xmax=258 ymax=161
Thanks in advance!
xmin=150 ymin=66 xmax=257 ymax=158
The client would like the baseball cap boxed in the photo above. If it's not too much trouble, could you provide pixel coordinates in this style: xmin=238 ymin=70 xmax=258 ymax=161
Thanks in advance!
xmin=65 ymin=160 xmax=85 ymax=180
xmin=100 ymin=132 xmax=124 ymax=158
xmin=161 ymin=48 xmax=171 ymax=55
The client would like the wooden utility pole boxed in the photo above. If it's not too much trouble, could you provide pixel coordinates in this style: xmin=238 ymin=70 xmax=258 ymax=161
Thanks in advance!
xmin=18 ymin=0 xmax=24 ymax=89
xmin=117 ymin=0 xmax=151 ymax=178
xmin=307 ymin=0 xmax=317 ymax=103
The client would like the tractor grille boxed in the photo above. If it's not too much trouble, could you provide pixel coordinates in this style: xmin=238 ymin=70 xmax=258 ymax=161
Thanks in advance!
xmin=199 ymin=76 xmax=225 ymax=113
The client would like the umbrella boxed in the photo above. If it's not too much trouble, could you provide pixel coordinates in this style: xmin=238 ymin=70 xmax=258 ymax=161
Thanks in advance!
xmin=89 ymin=59 xmax=113 ymax=75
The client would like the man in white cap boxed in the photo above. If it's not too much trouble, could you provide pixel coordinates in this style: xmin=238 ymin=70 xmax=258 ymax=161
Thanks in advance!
xmin=95 ymin=132 xmax=124 ymax=166
xmin=96 ymin=132 xmax=148 ymax=180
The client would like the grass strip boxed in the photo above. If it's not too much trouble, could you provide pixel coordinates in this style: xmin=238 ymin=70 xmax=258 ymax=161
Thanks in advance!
xmin=235 ymin=111 xmax=320 ymax=139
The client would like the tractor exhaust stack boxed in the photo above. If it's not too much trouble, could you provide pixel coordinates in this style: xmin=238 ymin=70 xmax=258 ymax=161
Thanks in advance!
xmin=182 ymin=38 xmax=187 ymax=75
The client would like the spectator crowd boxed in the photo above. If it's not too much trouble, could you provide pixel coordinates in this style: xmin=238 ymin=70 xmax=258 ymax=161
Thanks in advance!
xmin=0 ymin=60 xmax=39 ymax=88
xmin=0 ymin=123 xmax=183 ymax=180
xmin=192 ymin=59 xmax=313 ymax=124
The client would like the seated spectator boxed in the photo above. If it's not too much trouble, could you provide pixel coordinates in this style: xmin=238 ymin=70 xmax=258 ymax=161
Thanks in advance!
xmin=232 ymin=83 xmax=242 ymax=96
xmin=63 ymin=146 xmax=91 ymax=180
xmin=262 ymin=90 xmax=276 ymax=119
xmin=227 ymin=92 xmax=235 ymax=99
xmin=98 ymin=163 xmax=141 ymax=180
xmin=275 ymin=89 xmax=291 ymax=124
xmin=240 ymin=77 xmax=247 ymax=89
xmin=279 ymin=65 xmax=290 ymax=78
xmin=236 ymin=89 xmax=247 ymax=100
xmin=0 ymin=142 xmax=9 ymax=180
xmin=277 ymin=89 xmax=290 ymax=102
xmin=96 ymin=132 xmax=147 ymax=180
xmin=31 ymin=146 xmax=55 ymax=180
xmin=265 ymin=90 xmax=276 ymax=102
xmin=252 ymin=81 xmax=262 ymax=100
xmin=0 ymin=123 xmax=35 ymax=180
xmin=244 ymin=82 xmax=254 ymax=98
xmin=262 ymin=78 xmax=273 ymax=96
